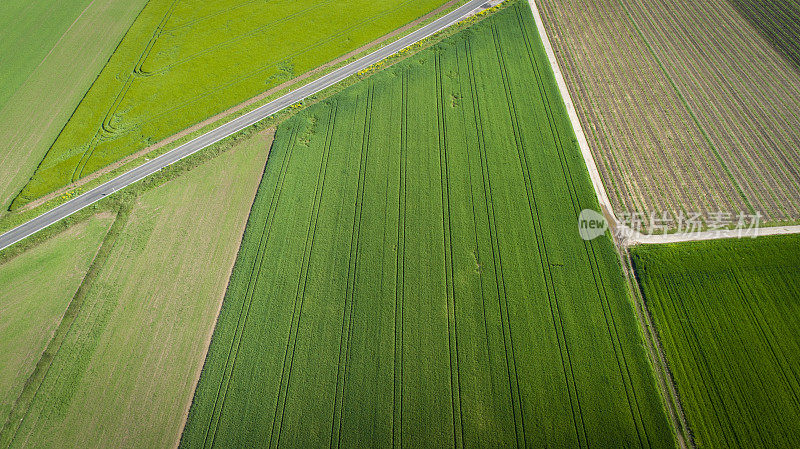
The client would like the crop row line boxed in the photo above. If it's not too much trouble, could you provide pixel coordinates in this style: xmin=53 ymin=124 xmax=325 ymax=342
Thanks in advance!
xmin=596 ymin=0 xmax=716 ymax=217
xmin=139 ymin=0 xmax=421 ymax=118
xmin=102 ymin=0 xmax=422 ymax=142
xmin=694 ymin=274 xmax=778 ymax=445
xmin=71 ymin=0 xmax=180 ymax=181
xmin=328 ymin=106 xmax=355 ymax=448
xmin=456 ymin=43 xmax=493 ymax=412
xmin=270 ymin=103 xmax=338 ymax=449
xmin=277 ymin=106 xmax=338 ymax=448
xmin=522 ymin=4 xmax=656 ymax=443
xmin=622 ymin=0 xmax=797 ymax=219
xmin=638 ymin=0 xmax=800 ymax=218
xmin=568 ymin=0 xmax=679 ymax=218
xmin=619 ymin=0 xmax=750 ymax=216
xmin=153 ymin=0 xmax=342 ymax=73
xmin=537 ymin=0 xmax=659 ymax=223
xmin=164 ymin=0 xmax=263 ymax=33
xmin=392 ymin=70 xmax=408 ymax=449
xmin=488 ymin=21 xmax=549 ymax=448
xmin=41 ymin=0 xmax=426 ymax=192
xmin=615 ymin=0 xmax=758 ymax=219
xmin=730 ymin=275 xmax=800 ymax=410
xmin=731 ymin=0 xmax=800 ymax=68
xmin=546 ymin=8 xmax=652 ymax=220
xmin=329 ymin=88 xmax=372 ymax=449
xmin=663 ymin=277 xmax=742 ymax=447
xmin=463 ymin=36 xmax=522 ymax=449
xmin=453 ymin=44 xmax=499 ymax=445
xmin=675 ymin=0 xmax=800 ymax=126
xmin=514 ymin=5 xmax=649 ymax=445
xmin=539 ymin=0 xmax=736 ymax=223
xmin=434 ymin=51 xmax=464 ymax=449
xmin=201 ymin=123 xmax=300 ymax=449
xmin=490 ymin=17 xmax=592 ymax=446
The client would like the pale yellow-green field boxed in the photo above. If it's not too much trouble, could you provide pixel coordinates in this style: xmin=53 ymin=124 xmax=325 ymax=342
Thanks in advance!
xmin=0 ymin=0 xmax=148 ymax=213
xmin=4 ymin=131 xmax=271 ymax=448
xmin=0 ymin=215 xmax=114 ymax=429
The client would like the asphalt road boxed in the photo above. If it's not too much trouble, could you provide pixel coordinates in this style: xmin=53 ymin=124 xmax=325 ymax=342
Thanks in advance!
xmin=0 ymin=0 xmax=489 ymax=252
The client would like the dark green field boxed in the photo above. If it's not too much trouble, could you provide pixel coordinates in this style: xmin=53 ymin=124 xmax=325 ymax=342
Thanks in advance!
xmin=729 ymin=0 xmax=800 ymax=69
xmin=181 ymin=3 xmax=673 ymax=447
xmin=632 ymin=235 xmax=800 ymax=448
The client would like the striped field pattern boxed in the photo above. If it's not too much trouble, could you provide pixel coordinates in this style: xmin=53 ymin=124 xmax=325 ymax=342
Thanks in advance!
xmin=632 ymin=236 xmax=800 ymax=448
xmin=536 ymin=0 xmax=800 ymax=229
xmin=181 ymin=3 xmax=674 ymax=447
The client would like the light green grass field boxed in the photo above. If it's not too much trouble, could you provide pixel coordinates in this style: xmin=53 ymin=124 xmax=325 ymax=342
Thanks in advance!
xmin=181 ymin=3 xmax=674 ymax=447
xmin=2 ymin=131 xmax=271 ymax=449
xmin=0 ymin=0 xmax=148 ymax=213
xmin=12 ymin=0 xmax=454 ymax=209
xmin=0 ymin=0 xmax=93 ymax=109
xmin=631 ymin=235 xmax=800 ymax=448
xmin=0 ymin=215 xmax=113 ymax=432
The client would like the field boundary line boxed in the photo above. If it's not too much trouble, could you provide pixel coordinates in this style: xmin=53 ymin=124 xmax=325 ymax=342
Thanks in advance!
xmin=622 ymin=253 xmax=695 ymax=447
xmin=173 ymin=128 xmax=275 ymax=449
xmin=0 ymin=208 xmax=125 ymax=449
xmin=527 ymin=0 xmax=800 ymax=245
xmin=625 ymin=224 xmax=800 ymax=245
xmin=30 ymin=0 xmax=97 ymax=76
xmin=435 ymin=52 xmax=464 ymax=449
xmin=526 ymin=1 xmax=694 ymax=447
xmin=202 ymin=125 xmax=299 ymax=449
xmin=18 ymin=0 xmax=468 ymax=207
xmin=523 ymin=1 xmax=617 ymax=227
xmin=73 ymin=0 xmax=181 ymax=182
xmin=0 ymin=0 xmax=491 ymax=252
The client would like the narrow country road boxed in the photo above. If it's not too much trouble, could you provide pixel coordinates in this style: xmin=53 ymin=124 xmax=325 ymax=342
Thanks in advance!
xmin=621 ymin=223 xmax=800 ymax=245
xmin=0 ymin=0 xmax=490 ymax=252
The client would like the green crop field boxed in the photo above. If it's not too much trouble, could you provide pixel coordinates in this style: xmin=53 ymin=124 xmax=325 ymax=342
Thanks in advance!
xmin=631 ymin=236 xmax=800 ymax=448
xmin=0 ymin=216 xmax=113 ymax=431
xmin=11 ymin=0 xmax=455 ymax=209
xmin=0 ymin=0 xmax=147 ymax=213
xmin=181 ymin=4 xmax=673 ymax=447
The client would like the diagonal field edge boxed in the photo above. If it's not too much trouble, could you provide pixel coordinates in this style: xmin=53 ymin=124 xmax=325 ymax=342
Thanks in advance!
xmin=0 ymin=0 xmax=490 ymax=252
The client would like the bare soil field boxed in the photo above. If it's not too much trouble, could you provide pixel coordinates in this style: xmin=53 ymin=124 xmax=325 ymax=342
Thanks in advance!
xmin=536 ymin=0 xmax=800 ymax=230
